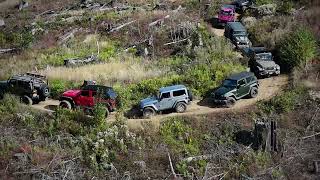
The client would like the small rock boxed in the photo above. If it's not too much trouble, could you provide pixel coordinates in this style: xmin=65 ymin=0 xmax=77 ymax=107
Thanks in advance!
xmin=0 ymin=19 xmax=5 ymax=27
xmin=14 ymin=153 xmax=28 ymax=162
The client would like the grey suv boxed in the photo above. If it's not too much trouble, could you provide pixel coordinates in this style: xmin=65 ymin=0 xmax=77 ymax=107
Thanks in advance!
xmin=225 ymin=22 xmax=252 ymax=49
xmin=140 ymin=85 xmax=193 ymax=118
xmin=212 ymin=72 xmax=259 ymax=107
xmin=243 ymin=47 xmax=280 ymax=78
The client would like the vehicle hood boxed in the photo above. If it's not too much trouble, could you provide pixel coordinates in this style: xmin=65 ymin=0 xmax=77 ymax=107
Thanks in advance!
xmin=214 ymin=86 xmax=235 ymax=96
xmin=140 ymin=96 xmax=158 ymax=108
xmin=235 ymin=35 xmax=250 ymax=43
xmin=256 ymin=60 xmax=277 ymax=68
xmin=62 ymin=90 xmax=81 ymax=98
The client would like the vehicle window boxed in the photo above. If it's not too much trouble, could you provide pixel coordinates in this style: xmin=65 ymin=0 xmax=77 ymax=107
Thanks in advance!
xmin=160 ymin=92 xmax=170 ymax=99
xmin=246 ymin=77 xmax=252 ymax=83
xmin=81 ymin=90 xmax=90 ymax=97
xmin=255 ymin=53 xmax=272 ymax=61
xmin=220 ymin=10 xmax=232 ymax=15
xmin=223 ymin=79 xmax=237 ymax=87
xmin=173 ymin=90 xmax=186 ymax=97
xmin=238 ymin=79 xmax=246 ymax=86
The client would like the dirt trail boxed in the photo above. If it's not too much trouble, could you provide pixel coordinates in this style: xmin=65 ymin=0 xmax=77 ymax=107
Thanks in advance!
xmin=32 ymin=75 xmax=288 ymax=129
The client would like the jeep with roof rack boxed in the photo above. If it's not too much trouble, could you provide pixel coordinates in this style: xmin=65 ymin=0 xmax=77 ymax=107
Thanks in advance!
xmin=212 ymin=72 xmax=259 ymax=107
xmin=140 ymin=85 xmax=193 ymax=118
xmin=0 ymin=73 xmax=50 ymax=105
xmin=243 ymin=47 xmax=280 ymax=78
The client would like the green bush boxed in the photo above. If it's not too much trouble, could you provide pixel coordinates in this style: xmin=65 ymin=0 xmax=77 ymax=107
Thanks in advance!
xmin=160 ymin=117 xmax=200 ymax=156
xmin=278 ymin=28 xmax=317 ymax=71
xmin=258 ymin=86 xmax=307 ymax=114
xmin=255 ymin=0 xmax=274 ymax=6
xmin=276 ymin=0 xmax=294 ymax=14
xmin=49 ymin=79 xmax=81 ymax=99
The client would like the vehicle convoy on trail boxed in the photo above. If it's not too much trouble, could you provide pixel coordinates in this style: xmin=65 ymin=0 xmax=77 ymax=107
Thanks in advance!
xmin=0 ymin=73 xmax=50 ymax=105
xmin=59 ymin=84 xmax=118 ymax=118
xmin=212 ymin=72 xmax=259 ymax=107
xmin=224 ymin=22 xmax=252 ymax=49
xmin=218 ymin=5 xmax=236 ymax=26
xmin=243 ymin=47 xmax=280 ymax=78
xmin=140 ymin=85 xmax=193 ymax=118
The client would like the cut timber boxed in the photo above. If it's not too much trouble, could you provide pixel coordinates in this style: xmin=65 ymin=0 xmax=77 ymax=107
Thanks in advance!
xmin=164 ymin=38 xmax=189 ymax=46
xmin=148 ymin=15 xmax=170 ymax=27
xmin=58 ymin=29 xmax=79 ymax=44
xmin=0 ymin=48 xmax=16 ymax=54
xmin=107 ymin=20 xmax=136 ymax=33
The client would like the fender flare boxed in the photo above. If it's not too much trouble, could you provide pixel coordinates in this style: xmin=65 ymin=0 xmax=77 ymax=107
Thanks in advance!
xmin=59 ymin=96 xmax=75 ymax=107
xmin=143 ymin=105 xmax=158 ymax=112
xmin=173 ymin=100 xmax=188 ymax=108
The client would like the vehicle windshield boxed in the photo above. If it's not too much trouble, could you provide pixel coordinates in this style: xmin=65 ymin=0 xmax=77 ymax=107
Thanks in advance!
xmin=255 ymin=53 xmax=272 ymax=61
xmin=234 ymin=31 xmax=247 ymax=36
xmin=220 ymin=10 xmax=232 ymax=15
xmin=223 ymin=79 xmax=237 ymax=87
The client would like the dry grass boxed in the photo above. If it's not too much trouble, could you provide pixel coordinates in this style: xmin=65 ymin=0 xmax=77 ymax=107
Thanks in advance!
xmin=41 ymin=60 xmax=166 ymax=85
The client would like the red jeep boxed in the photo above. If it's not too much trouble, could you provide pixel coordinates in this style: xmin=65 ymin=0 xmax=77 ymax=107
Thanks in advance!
xmin=59 ymin=85 xmax=117 ymax=117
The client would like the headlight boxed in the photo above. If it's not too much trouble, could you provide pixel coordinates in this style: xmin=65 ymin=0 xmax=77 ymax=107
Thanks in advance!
xmin=257 ymin=66 xmax=264 ymax=71
xmin=236 ymin=41 xmax=240 ymax=44
xmin=276 ymin=65 xmax=280 ymax=69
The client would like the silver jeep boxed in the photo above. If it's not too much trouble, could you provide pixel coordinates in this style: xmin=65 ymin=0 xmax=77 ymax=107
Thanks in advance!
xmin=140 ymin=85 xmax=193 ymax=118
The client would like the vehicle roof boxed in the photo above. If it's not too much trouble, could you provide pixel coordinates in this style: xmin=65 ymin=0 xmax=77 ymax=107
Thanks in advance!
xmin=221 ymin=4 xmax=235 ymax=10
xmin=10 ymin=74 xmax=45 ymax=84
xmin=226 ymin=22 xmax=246 ymax=31
xmin=228 ymin=72 xmax=254 ymax=80
xmin=159 ymin=85 xmax=186 ymax=93
xmin=82 ymin=85 xmax=114 ymax=91
xmin=248 ymin=47 xmax=270 ymax=53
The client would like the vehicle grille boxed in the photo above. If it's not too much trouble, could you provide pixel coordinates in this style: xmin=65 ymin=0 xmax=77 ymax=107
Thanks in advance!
xmin=266 ymin=67 xmax=275 ymax=70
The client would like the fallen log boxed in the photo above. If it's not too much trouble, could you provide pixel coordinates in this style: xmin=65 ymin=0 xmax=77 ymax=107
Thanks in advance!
xmin=58 ymin=29 xmax=79 ymax=44
xmin=0 ymin=48 xmax=16 ymax=54
xmin=64 ymin=55 xmax=99 ymax=67
xmin=148 ymin=15 xmax=170 ymax=27
xmin=107 ymin=20 xmax=136 ymax=33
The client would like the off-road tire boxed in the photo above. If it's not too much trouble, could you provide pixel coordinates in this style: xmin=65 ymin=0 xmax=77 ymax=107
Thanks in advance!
xmin=21 ymin=95 xmax=32 ymax=105
xmin=39 ymin=84 xmax=50 ymax=101
xmin=249 ymin=87 xmax=258 ymax=98
xmin=0 ymin=90 xmax=4 ymax=100
xmin=175 ymin=102 xmax=187 ymax=113
xmin=143 ymin=107 xmax=155 ymax=119
xmin=60 ymin=100 xmax=72 ymax=109
xmin=226 ymin=97 xmax=236 ymax=108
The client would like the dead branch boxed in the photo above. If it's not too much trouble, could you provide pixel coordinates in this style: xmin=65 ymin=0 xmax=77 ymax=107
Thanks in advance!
xmin=164 ymin=38 xmax=189 ymax=46
xmin=0 ymin=48 xmax=16 ymax=54
xmin=58 ymin=29 xmax=79 ymax=44
xmin=108 ymin=20 xmax=136 ymax=33
xmin=149 ymin=15 xmax=170 ymax=27
xmin=167 ymin=152 xmax=177 ymax=179
xmin=301 ymin=132 xmax=320 ymax=140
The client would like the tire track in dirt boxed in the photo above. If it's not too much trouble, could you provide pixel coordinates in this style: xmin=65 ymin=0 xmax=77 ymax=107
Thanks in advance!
xmin=31 ymin=75 xmax=288 ymax=130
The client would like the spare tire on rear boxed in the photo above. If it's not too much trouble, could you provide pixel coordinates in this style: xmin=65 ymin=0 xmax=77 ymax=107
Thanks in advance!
xmin=38 ymin=84 xmax=50 ymax=101
xmin=187 ymin=89 xmax=193 ymax=101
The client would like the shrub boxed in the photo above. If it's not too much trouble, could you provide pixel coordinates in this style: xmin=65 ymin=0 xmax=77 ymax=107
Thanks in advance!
xmin=277 ymin=28 xmax=318 ymax=71
xmin=258 ymin=86 xmax=307 ymax=114
xmin=49 ymin=79 xmax=81 ymax=99
xmin=255 ymin=0 xmax=274 ymax=6
xmin=160 ymin=117 xmax=200 ymax=156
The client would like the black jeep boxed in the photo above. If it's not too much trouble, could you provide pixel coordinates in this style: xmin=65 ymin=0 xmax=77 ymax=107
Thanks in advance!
xmin=0 ymin=73 xmax=50 ymax=105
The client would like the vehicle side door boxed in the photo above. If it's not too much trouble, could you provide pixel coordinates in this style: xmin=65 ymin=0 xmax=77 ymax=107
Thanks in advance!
xmin=157 ymin=91 xmax=174 ymax=111
xmin=172 ymin=89 xmax=188 ymax=103
xmin=236 ymin=78 xmax=250 ymax=98
xmin=76 ymin=90 xmax=94 ymax=107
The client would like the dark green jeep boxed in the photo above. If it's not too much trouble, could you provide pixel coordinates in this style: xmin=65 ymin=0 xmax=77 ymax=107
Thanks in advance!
xmin=212 ymin=72 xmax=259 ymax=107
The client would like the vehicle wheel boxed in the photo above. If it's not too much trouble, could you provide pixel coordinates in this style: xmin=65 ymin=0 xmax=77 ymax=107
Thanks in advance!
xmin=175 ymin=102 xmax=187 ymax=113
xmin=249 ymin=87 xmax=258 ymax=98
xmin=0 ymin=91 xmax=4 ymax=99
xmin=59 ymin=100 xmax=72 ymax=109
xmin=21 ymin=95 xmax=32 ymax=105
xmin=39 ymin=84 xmax=50 ymax=101
xmin=143 ymin=107 xmax=155 ymax=119
xmin=226 ymin=97 xmax=236 ymax=108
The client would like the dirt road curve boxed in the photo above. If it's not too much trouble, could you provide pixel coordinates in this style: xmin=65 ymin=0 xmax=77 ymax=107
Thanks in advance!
xmin=32 ymin=75 xmax=288 ymax=129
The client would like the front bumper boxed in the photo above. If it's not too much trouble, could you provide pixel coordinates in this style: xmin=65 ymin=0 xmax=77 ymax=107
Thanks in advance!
xmin=258 ymin=69 xmax=280 ymax=76
xmin=213 ymin=98 xmax=228 ymax=105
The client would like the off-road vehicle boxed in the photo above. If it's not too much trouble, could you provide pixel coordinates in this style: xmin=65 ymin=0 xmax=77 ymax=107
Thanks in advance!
xmin=243 ymin=47 xmax=280 ymax=78
xmin=218 ymin=5 xmax=236 ymax=26
xmin=233 ymin=0 xmax=254 ymax=12
xmin=212 ymin=72 xmax=259 ymax=107
xmin=59 ymin=85 xmax=118 ymax=118
xmin=0 ymin=73 xmax=50 ymax=105
xmin=140 ymin=85 xmax=193 ymax=118
xmin=225 ymin=22 xmax=252 ymax=49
